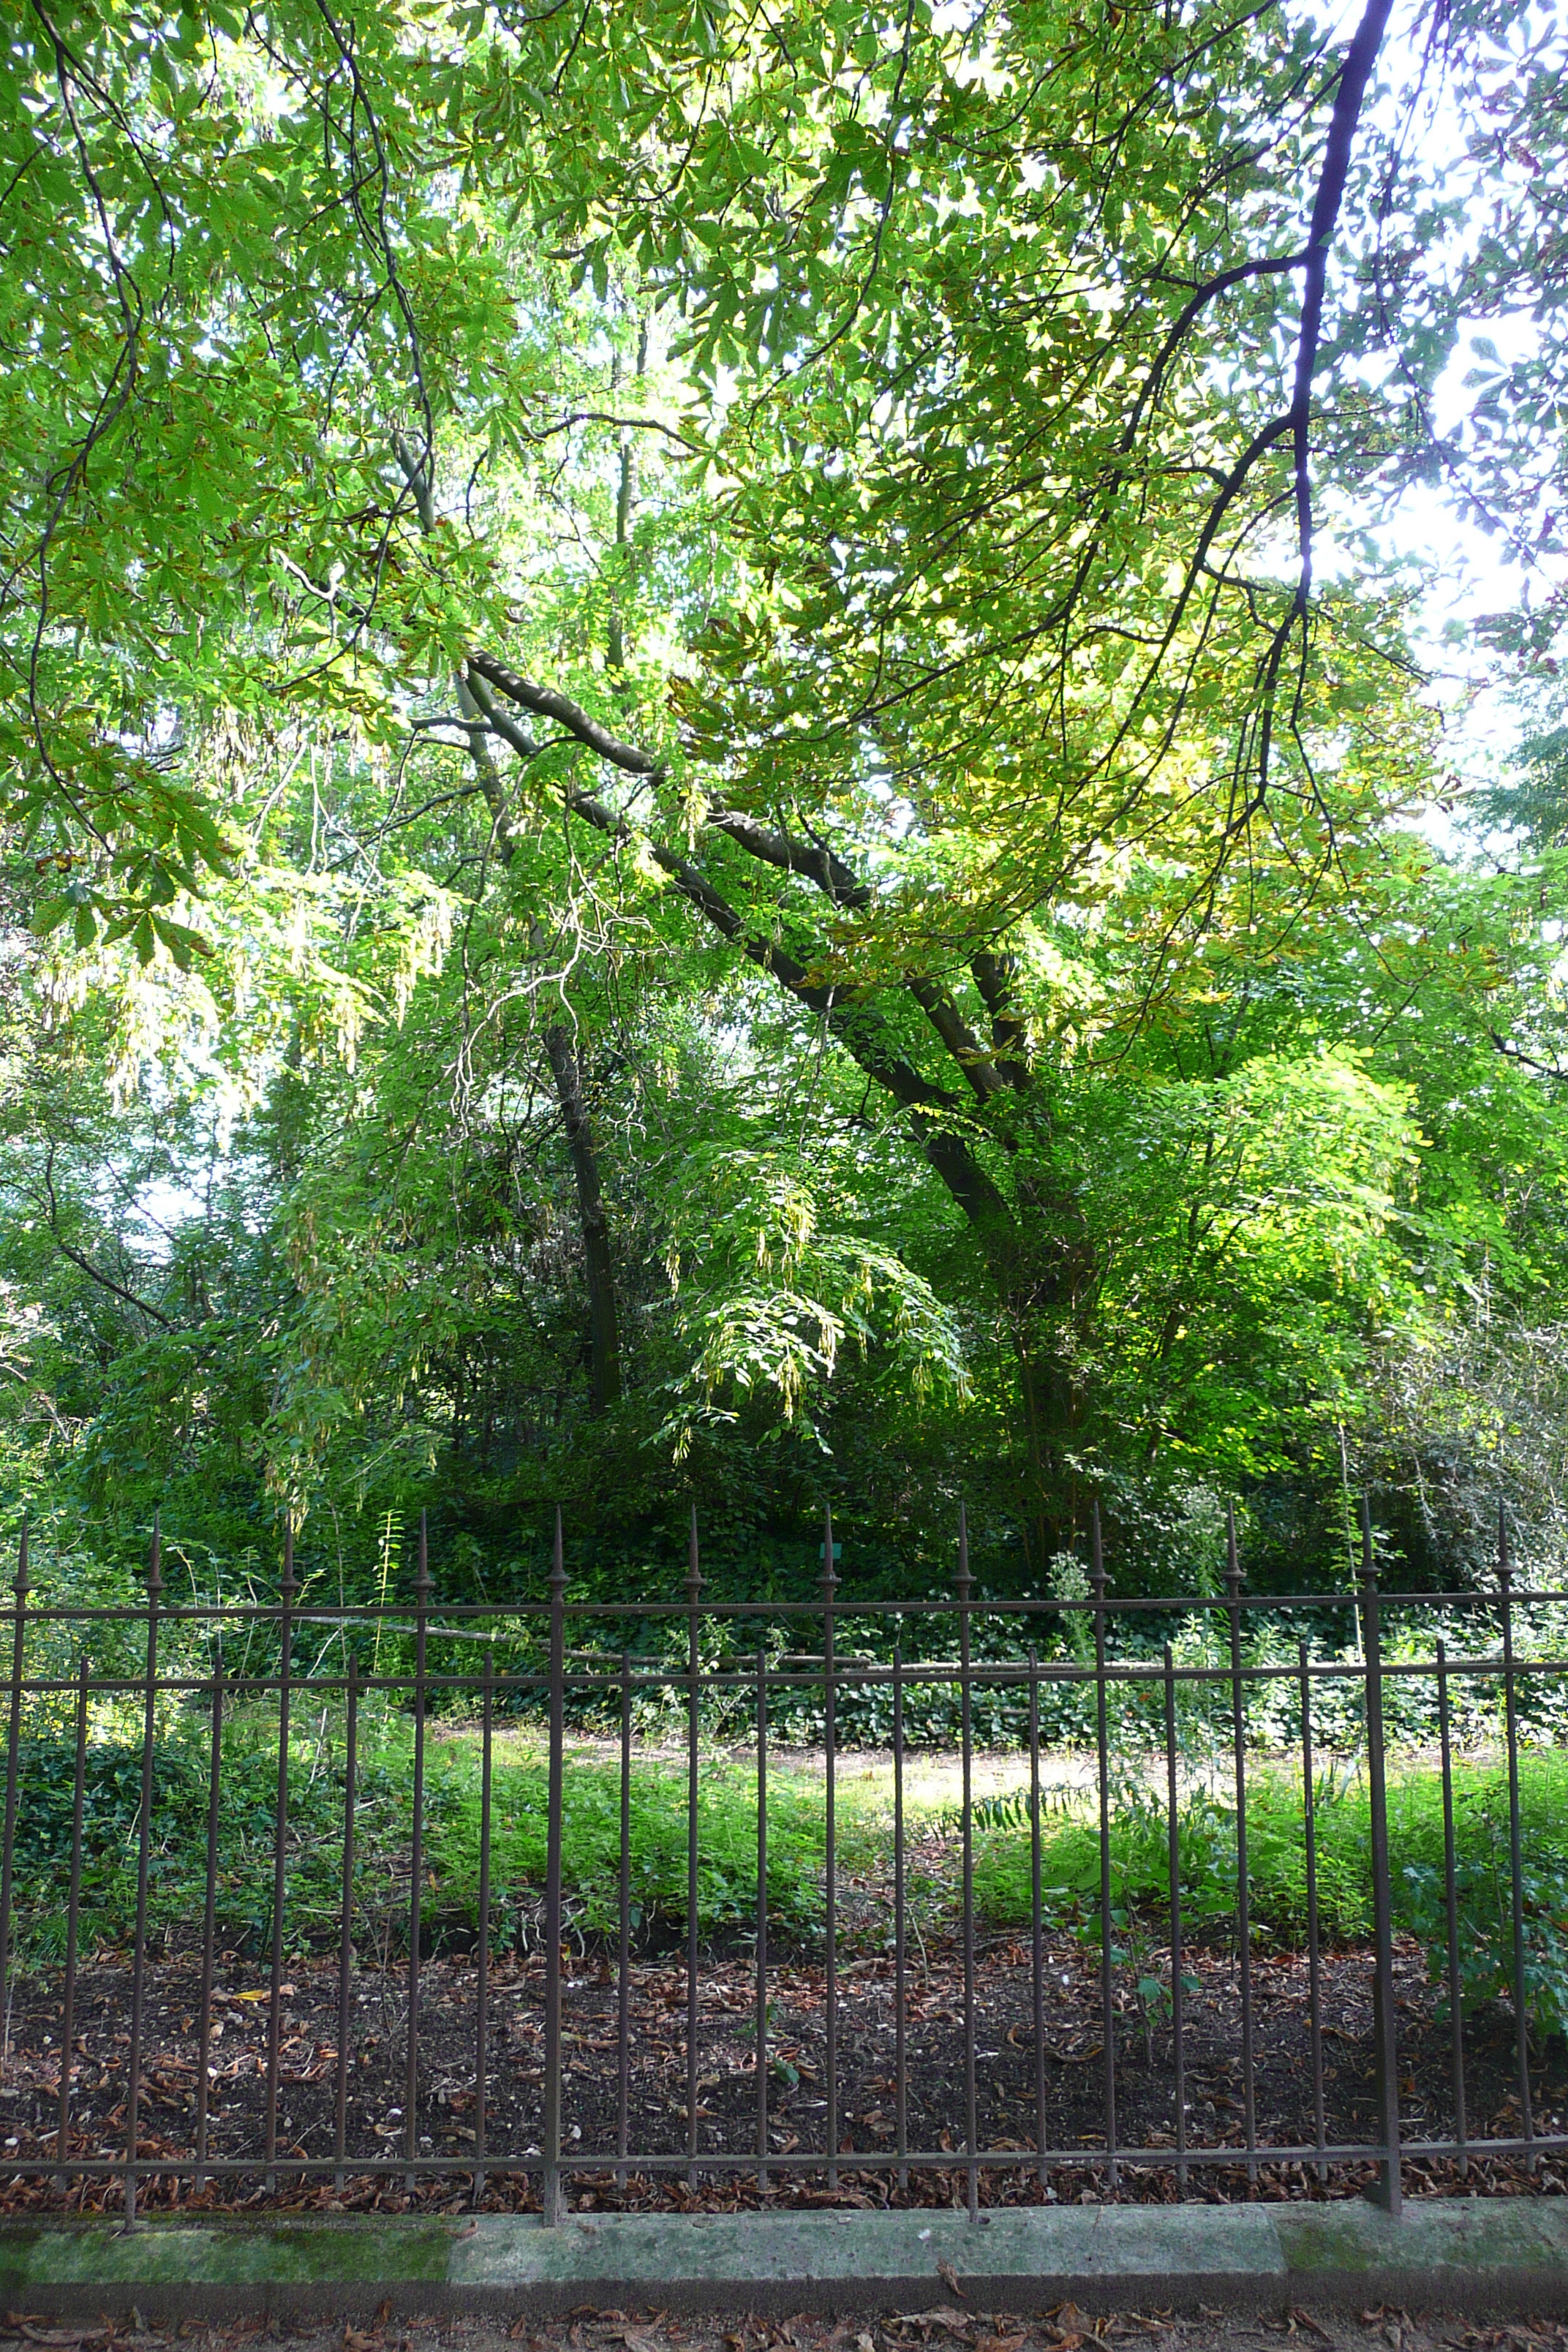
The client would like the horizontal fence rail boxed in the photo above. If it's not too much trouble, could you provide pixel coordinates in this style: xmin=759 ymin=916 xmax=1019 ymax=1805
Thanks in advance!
xmin=0 ymin=1501 xmax=1561 ymax=2224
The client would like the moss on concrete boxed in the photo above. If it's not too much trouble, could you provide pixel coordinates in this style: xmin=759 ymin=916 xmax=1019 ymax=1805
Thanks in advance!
xmin=1275 ymin=2195 xmax=1568 ymax=2277
xmin=0 ymin=2217 xmax=459 ymax=2291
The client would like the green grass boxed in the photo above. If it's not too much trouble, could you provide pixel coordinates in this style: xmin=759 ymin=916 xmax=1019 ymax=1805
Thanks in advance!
xmin=11 ymin=1708 xmax=1568 ymax=2036
xmin=429 ymin=1752 xmax=846 ymax=1934
xmin=3 ymin=1710 xmax=883 ymax=1962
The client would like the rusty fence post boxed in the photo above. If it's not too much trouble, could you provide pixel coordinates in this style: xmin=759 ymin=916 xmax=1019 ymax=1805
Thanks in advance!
xmin=1091 ymin=1501 xmax=1117 ymax=2190
xmin=686 ymin=1507 xmax=702 ymax=2189
xmin=475 ymin=1646 xmax=493 ymax=2206
xmin=57 ymin=1654 xmax=89 ymax=2193
xmin=542 ymin=1508 xmax=567 ymax=2224
xmin=335 ymin=1654 xmax=358 ymax=2190
xmin=264 ymin=1523 xmax=295 ymax=2191
xmin=195 ymin=1642 xmax=224 ymax=2193
xmin=1497 ymin=1503 xmax=1535 ymax=2169
xmin=124 ymin=1515 xmax=161 ymax=2228
xmin=405 ymin=1511 xmax=430 ymax=2188
xmin=0 ymin=1520 xmax=29 ymax=2087
xmin=1360 ymin=1496 xmax=1402 ymax=2217
xmin=958 ymin=1503 xmax=979 ymax=2220
xmin=1225 ymin=1504 xmax=1258 ymax=2189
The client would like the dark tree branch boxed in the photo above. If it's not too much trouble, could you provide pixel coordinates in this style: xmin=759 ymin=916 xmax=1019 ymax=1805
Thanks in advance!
xmin=39 ymin=1145 xmax=174 ymax=1328
xmin=1489 ymin=1030 xmax=1568 ymax=1083
xmin=462 ymin=667 xmax=1019 ymax=1239
xmin=904 ymin=977 xmax=1005 ymax=1102
xmin=704 ymin=804 xmax=870 ymax=907
xmin=472 ymin=656 xmax=1006 ymax=1098
xmin=466 ymin=650 xmax=664 ymax=777
xmin=522 ymin=410 xmax=698 ymax=451
xmin=543 ymin=1023 xmax=623 ymax=1413
xmin=1289 ymin=0 xmax=1396 ymax=599
xmin=399 ymin=438 xmax=627 ymax=1411
xmin=1124 ymin=249 xmax=1309 ymax=451
xmin=972 ymin=949 xmax=1033 ymax=1090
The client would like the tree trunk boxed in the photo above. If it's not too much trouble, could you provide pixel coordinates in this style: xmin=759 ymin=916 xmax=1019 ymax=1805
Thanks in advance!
xmin=394 ymin=442 xmax=630 ymax=1427
xmin=543 ymin=1025 xmax=623 ymax=1414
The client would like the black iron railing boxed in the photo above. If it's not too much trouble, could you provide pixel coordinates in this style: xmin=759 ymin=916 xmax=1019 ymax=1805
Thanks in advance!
xmin=0 ymin=1501 xmax=1561 ymax=2223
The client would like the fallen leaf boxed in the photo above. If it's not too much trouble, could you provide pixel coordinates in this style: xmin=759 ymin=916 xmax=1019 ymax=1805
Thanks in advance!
xmin=936 ymin=2264 xmax=966 ymax=2302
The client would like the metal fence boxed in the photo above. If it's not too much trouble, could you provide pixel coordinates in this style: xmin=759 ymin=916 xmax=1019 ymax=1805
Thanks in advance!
xmin=0 ymin=1499 xmax=1561 ymax=2225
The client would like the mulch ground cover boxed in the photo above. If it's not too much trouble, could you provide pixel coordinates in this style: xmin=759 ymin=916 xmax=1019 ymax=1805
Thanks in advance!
xmin=0 ymin=2256 xmax=1564 ymax=2352
xmin=0 ymin=1914 xmax=1564 ymax=2217
xmin=4 ymin=2288 xmax=1564 ymax=2352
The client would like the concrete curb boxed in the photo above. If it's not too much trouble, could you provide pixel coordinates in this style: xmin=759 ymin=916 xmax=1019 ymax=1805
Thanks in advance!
xmin=3 ymin=2198 xmax=1567 ymax=2324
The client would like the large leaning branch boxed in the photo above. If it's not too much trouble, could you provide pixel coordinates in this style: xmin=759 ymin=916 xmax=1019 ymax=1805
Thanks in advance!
xmin=465 ymin=655 xmax=1009 ymax=1101
xmin=461 ymin=663 xmax=1019 ymax=1240
xmin=466 ymin=650 xmax=664 ymax=778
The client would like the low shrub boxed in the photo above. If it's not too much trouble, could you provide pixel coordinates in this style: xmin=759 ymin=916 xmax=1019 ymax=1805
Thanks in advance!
xmin=971 ymin=1750 xmax=1568 ymax=2036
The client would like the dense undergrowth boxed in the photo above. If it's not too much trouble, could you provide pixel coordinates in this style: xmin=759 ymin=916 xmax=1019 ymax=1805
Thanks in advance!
xmin=9 ymin=1697 xmax=1568 ymax=2039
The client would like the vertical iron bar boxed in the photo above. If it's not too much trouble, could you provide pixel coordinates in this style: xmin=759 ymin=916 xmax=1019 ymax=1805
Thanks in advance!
xmin=823 ymin=1503 xmax=839 ymax=2190
xmin=334 ymin=1656 xmax=358 ymax=2188
xmin=1359 ymin=1496 xmax=1402 ymax=2217
xmin=1436 ymin=1638 xmax=1466 ymax=2176
xmin=542 ymin=1509 xmax=567 ymax=2225
xmin=618 ymin=1648 xmax=631 ymax=2188
xmin=194 ymin=1645 xmax=224 ymax=2192
xmin=894 ymin=1635 xmax=908 ymax=2192
xmin=475 ymin=1648 xmax=493 ymax=2205
xmin=57 ymin=1656 xmax=89 ymax=2192
xmin=1090 ymin=1504 xmax=1117 ymax=2188
xmin=405 ymin=1512 xmax=430 ymax=2187
xmin=755 ymin=1640 xmax=769 ymax=2194
xmin=0 ymin=1521 xmax=29 ymax=2076
xmin=1224 ymin=1504 xmax=1257 ymax=2189
xmin=1498 ymin=1504 xmax=1534 ymax=2166
xmin=686 ymin=1508 xmax=702 ymax=2189
xmin=1164 ymin=1645 xmax=1186 ymax=2192
xmin=264 ymin=1523 xmax=295 ymax=2188
xmin=1030 ymin=1648 xmax=1046 ymax=2189
xmin=124 ymin=1515 xmax=161 ymax=2228
xmin=1298 ymin=1640 xmax=1326 ymax=2185
xmin=958 ymin=1505 xmax=979 ymax=2221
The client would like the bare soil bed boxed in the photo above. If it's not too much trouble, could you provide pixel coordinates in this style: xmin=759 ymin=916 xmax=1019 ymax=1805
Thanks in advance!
xmin=0 ymin=1915 xmax=1564 ymax=2217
